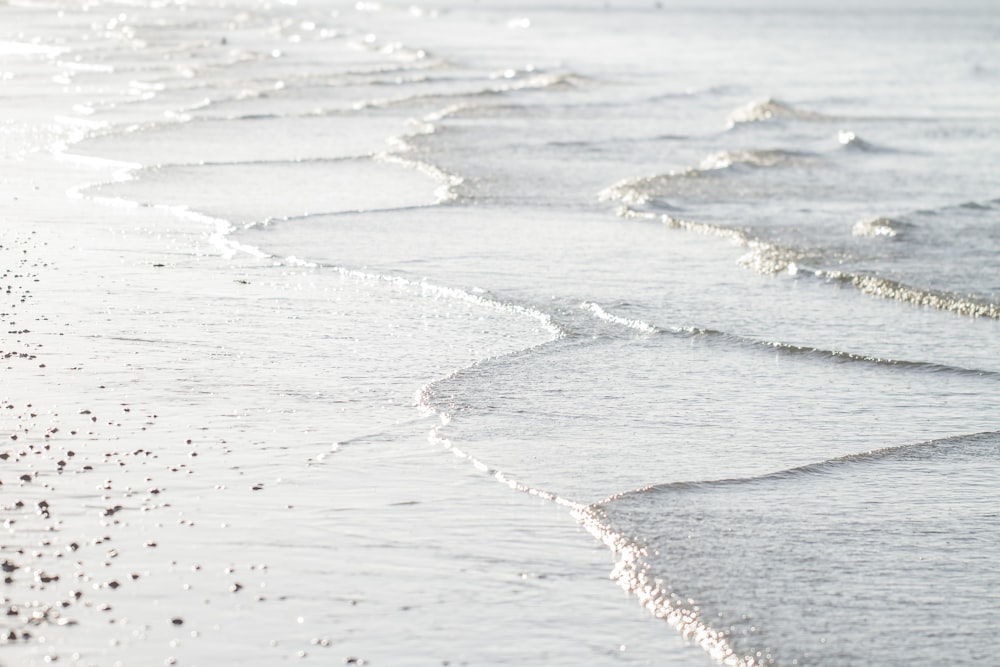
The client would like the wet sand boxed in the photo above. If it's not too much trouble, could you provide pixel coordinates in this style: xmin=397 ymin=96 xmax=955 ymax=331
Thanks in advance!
xmin=0 ymin=152 xmax=704 ymax=666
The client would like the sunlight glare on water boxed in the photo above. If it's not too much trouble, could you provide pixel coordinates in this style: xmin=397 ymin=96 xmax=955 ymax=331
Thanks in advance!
xmin=1 ymin=0 xmax=998 ymax=665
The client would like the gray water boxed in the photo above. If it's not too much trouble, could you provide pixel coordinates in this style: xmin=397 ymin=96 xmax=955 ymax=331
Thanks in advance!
xmin=3 ymin=0 xmax=999 ymax=665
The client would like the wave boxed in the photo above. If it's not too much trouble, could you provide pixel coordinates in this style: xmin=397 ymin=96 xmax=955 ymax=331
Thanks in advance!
xmin=741 ymin=238 xmax=1000 ymax=318
xmin=66 ymin=107 xmax=466 ymax=210
xmin=159 ymin=59 xmax=441 ymax=96
xmin=576 ymin=429 xmax=1000 ymax=666
xmin=70 ymin=156 xmax=451 ymax=256
xmin=598 ymin=170 xmax=697 ymax=207
xmin=346 ymin=71 xmax=580 ymax=112
xmin=598 ymin=428 xmax=1000 ymax=504
xmin=711 ymin=326 xmax=1000 ymax=376
xmin=112 ymin=56 xmax=448 ymax=121
xmin=610 ymin=207 xmax=819 ymax=278
xmin=380 ymin=103 xmax=470 ymax=202
xmin=837 ymin=129 xmax=893 ymax=152
xmin=736 ymin=239 xmax=834 ymax=274
xmin=402 ymin=289 xmax=587 ymax=511
xmin=323 ymin=271 xmax=566 ymax=353
xmin=851 ymin=215 xmax=910 ymax=238
xmin=579 ymin=301 xmax=1000 ymax=378
xmin=375 ymin=152 xmax=464 ymax=203
xmin=599 ymin=147 xmax=811 ymax=207
xmin=607 ymin=206 xmax=837 ymax=278
xmin=727 ymin=97 xmax=833 ymax=128
xmin=573 ymin=505 xmax=740 ymax=664
xmin=67 ymin=167 xmax=262 ymax=260
xmin=959 ymin=200 xmax=995 ymax=211
xmin=698 ymin=148 xmax=803 ymax=170
xmin=580 ymin=301 xmax=659 ymax=335
xmin=63 ymin=110 xmax=421 ymax=166
xmin=601 ymin=198 xmax=1000 ymax=320
xmin=827 ymin=269 xmax=1000 ymax=318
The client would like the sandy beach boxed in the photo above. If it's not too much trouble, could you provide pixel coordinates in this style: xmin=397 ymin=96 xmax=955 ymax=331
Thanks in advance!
xmin=1 ymin=148 xmax=705 ymax=666
xmin=4 ymin=1 xmax=998 ymax=665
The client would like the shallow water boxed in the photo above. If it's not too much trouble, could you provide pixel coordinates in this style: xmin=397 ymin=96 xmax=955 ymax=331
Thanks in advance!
xmin=594 ymin=432 xmax=1000 ymax=666
xmin=2 ymin=0 xmax=999 ymax=665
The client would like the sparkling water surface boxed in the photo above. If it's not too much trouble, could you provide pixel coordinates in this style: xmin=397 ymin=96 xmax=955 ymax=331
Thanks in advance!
xmin=2 ymin=0 xmax=998 ymax=665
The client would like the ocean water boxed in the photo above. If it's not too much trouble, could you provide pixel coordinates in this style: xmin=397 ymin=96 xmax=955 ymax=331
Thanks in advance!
xmin=2 ymin=0 xmax=999 ymax=665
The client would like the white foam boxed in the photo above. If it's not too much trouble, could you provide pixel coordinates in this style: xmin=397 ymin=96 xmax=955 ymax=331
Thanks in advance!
xmin=581 ymin=301 xmax=658 ymax=335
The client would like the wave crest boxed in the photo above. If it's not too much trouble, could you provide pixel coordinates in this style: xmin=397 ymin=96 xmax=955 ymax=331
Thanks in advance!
xmin=830 ymin=271 xmax=1000 ymax=319
xmin=727 ymin=97 xmax=829 ymax=127
xmin=599 ymin=148 xmax=805 ymax=207
xmin=698 ymin=148 xmax=805 ymax=170
xmin=838 ymin=129 xmax=890 ymax=152
xmin=851 ymin=216 xmax=908 ymax=239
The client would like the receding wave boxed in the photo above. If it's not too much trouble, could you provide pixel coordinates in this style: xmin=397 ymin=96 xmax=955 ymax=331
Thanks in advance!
xmin=330 ymin=268 xmax=565 ymax=346
xmin=76 ymin=157 xmax=449 ymax=229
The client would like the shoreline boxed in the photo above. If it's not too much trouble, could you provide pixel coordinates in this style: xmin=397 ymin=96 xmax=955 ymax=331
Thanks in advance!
xmin=1 ymin=149 xmax=704 ymax=666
